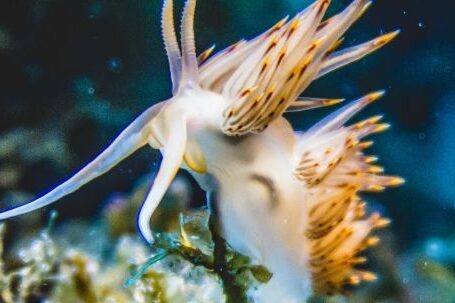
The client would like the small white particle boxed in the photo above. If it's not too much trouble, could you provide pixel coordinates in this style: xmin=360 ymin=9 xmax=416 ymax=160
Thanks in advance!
xmin=107 ymin=57 xmax=123 ymax=72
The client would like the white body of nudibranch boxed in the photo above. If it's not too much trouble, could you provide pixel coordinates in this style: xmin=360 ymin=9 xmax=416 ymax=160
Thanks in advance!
xmin=0 ymin=0 xmax=404 ymax=301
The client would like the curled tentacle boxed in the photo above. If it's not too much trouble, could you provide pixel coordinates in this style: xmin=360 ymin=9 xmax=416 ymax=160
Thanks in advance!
xmin=138 ymin=114 xmax=188 ymax=243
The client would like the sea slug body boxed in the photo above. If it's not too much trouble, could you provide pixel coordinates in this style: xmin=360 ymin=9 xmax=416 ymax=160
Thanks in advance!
xmin=0 ymin=0 xmax=403 ymax=301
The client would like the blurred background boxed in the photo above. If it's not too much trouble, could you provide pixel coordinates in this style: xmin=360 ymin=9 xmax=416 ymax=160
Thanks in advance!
xmin=0 ymin=0 xmax=454 ymax=302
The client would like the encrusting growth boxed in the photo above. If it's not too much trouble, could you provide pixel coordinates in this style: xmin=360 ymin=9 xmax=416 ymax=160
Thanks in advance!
xmin=0 ymin=0 xmax=403 ymax=301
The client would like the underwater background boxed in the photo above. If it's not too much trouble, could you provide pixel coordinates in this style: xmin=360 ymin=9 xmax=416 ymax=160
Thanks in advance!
xmin=0 ymin=0 xmax=454 ymax=302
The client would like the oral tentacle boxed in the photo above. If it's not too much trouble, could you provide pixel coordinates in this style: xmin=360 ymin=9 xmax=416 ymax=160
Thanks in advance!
xmin=0 ymin=104 xmax=164 ymax=220
xmin=138 ymin=115 xmax=188 ymax=243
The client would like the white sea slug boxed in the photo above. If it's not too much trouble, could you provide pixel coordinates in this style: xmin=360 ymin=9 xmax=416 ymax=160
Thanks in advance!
xmin=0 ymin=0 xmax=404 ymax=301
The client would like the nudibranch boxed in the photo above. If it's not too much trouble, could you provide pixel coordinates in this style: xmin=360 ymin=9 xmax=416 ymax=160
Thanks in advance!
xmin=0 ymin=0 xmax=403 ymax=301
